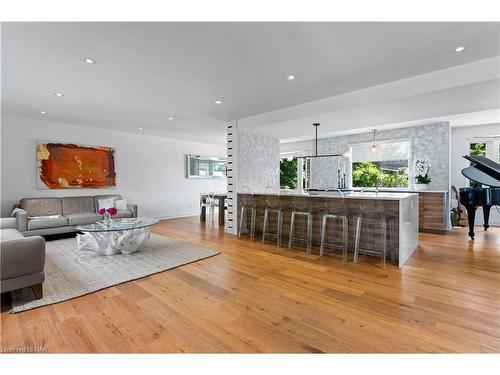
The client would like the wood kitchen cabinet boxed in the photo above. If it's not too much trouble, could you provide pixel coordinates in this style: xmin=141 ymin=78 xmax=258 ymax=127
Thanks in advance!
xmin=418 ymin=191 xmax=450 ymax=233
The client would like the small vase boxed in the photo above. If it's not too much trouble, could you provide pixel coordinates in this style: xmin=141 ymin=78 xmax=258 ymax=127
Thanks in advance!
xmin=102 ymin=213 xmax=112 ymax=226
xmin=414 ymin=183 xmax=429 ymax=191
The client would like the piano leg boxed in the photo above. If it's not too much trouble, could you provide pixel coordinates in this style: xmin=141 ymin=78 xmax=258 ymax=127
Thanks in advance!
xmin=465 ymin=206 xmax=477 ymax=240
xmin=482 ymin=205 xmax=492 ymax=231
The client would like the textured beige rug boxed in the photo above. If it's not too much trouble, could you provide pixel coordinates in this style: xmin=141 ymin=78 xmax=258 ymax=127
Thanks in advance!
xmin=10 ymin=233 xmax=219 ymax=313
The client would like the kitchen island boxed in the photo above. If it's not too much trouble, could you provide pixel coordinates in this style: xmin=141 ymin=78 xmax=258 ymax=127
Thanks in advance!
xmin=238 ymin=191 xmax=419 ymax=267
xmin=307 ymin=188 xmax=450 ymax=233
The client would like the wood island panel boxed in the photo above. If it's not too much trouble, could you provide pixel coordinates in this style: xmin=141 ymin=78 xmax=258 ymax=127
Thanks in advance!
xmin=237 ymin=194 xmax=401 ymax=257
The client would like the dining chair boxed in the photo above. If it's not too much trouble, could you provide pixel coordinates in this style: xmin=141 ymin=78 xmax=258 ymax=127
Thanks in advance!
xmin=200 ymin=192 xmax=216 ymax=222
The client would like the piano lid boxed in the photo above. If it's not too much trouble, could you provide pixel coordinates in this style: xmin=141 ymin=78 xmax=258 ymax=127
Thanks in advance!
xmin=461 ymin=155 xmax=500 ymax=188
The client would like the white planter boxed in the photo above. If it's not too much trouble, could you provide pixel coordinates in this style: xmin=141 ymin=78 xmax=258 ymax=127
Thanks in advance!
xmin=414 ymin=183 xmax=429 ymax=191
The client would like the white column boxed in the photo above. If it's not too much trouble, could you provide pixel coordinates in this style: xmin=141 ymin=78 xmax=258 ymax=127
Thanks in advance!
xmin=225 ymin=121 xmax=238 ymax=235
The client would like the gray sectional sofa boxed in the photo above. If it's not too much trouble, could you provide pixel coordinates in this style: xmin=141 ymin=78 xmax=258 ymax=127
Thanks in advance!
xmin=0 ymin=194 xmax=137 ymax=299
xmin=13 ymin=194 xmax=138 ymax=236
xmin=0 ymin=218 xmax=46 ymax=298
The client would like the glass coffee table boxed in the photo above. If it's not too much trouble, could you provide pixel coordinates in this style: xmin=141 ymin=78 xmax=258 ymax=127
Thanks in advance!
xmin=75 ymin=218 xmax=159 ymax=255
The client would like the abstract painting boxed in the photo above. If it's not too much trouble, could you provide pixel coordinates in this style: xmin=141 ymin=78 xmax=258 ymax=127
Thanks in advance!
xmin=36 ymin=141 xmax=116 ymax=189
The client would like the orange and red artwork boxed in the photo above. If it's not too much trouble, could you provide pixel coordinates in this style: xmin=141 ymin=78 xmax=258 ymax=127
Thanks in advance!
xmin=36 ymin=142 xmax=116 ymax=189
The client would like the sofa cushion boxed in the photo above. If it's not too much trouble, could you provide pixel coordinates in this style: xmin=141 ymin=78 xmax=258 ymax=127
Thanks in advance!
xmin=66 ymin=213 xmax=102 ymax=226
xmin=93 ymin=195 xmax=121 ymax=212
xmin=0 ymin=218 xmax=17 ymax=229
xmin=20 ymin=198 xmax=62 ymax=217
xmin=115 ymin=210 xmax=133 ymax=219
xmin=28 ymin=216 xmax=69 ymax=230
xmin=0 ymin=228 xmax=25 ymax=242
xmin=62 ymin=196 xmax=95 ymax=215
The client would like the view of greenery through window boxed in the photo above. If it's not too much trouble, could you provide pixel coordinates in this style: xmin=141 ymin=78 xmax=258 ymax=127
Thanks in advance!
xmin=280 ymin=142 xmax=494 ymax=190
xmin=352 ymin=161 xmax=409 ymax=188
xmin=469 ymin=143 xmax=486 ymax=156
xmin=280 ymin=158 xmax=298 ymax=189
xmin=469 ymin=143 xmax=486 ymax=187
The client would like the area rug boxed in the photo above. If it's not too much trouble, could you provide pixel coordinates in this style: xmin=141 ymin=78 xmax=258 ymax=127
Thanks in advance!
xmin=10 ymin=233 xmax=219 ymax=313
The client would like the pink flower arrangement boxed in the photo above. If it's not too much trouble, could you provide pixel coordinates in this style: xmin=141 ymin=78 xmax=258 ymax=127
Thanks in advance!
xmin=98 ymin=207 xmax=118 ymax=216
xmin=107 ymin=207 xmax=118 ymax=216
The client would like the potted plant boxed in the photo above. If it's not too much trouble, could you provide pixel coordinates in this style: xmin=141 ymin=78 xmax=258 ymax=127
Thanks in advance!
xmin=413 ymin=158 xmax=431 ymax=190
xmin=98 ymin=207 xmax=118 ymax=226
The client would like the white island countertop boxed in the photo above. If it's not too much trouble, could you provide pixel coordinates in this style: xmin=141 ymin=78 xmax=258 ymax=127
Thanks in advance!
xmin=246 ymin=191 xmax=418 ymax=201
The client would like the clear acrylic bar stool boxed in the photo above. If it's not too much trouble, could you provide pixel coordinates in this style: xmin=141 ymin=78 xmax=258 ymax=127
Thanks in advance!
xmin=288 ymin=191 xmax=313 ymax=254
xmin=319 ymin=189 xmax=348 ymax=260
xmin=262 ymin=186 xmax=283 ymax=247
xmin=353 ymin=199 xmax=397 ymax=269
xmin=238 ymin=185 xmax=257 ymax=240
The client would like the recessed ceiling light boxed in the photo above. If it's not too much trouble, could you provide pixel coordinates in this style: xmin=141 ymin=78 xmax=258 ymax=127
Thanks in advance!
xmin=40 ymin=111 xmax=46 ymax=115
xmin=138 ymin=127 xmax=143 ymax=130
xmin=455 ymin=46 xmax=465 ymax=52
xmin=286 ymin=74 xmax=296 ymax=81
xmin=54 ymin=92 xmax=64 ymax=97
xmin=168 ymin=116 xmax=174 ymax=120
xmin=84 ymin=58 xmax=96 ymax=64
xmin=214 ymin=100 xmax=223 ymax=105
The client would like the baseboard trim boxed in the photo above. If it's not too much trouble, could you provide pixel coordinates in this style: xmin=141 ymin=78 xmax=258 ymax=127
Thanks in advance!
xmin=153 ymin=211 xmax=200 ymax=221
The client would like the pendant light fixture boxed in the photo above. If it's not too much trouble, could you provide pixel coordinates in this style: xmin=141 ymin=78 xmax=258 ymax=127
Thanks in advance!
xmin=295 ymin=123 xmax=349 ymax=159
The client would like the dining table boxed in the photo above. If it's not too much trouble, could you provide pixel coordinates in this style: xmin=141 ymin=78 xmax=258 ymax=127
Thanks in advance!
xmin=200 ymin=192 xmax=227 ymax=225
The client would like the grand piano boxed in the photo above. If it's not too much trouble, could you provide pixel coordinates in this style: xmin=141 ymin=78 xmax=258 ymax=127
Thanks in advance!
xmin=459 ymin=155 xmax=500 ymax=239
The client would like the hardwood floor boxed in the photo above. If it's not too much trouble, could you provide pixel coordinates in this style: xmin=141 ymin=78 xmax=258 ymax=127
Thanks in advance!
xmin=1 ymin=217 xmax=499 ymax=353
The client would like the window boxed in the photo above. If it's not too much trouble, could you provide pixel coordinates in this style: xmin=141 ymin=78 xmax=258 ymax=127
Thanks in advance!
xmin=468 ymin=142 xmax=487 ymax=187
xmin=469 ymin=143 xmax=486 ymax=157
xmin=280 ymin=152 xmax=310 ymax=190
xmin=280 ymin=157 xmax=298 ymax=189
xmin=467 ymin=138 xmax=500 ymax=186
xmin=350 ymin=140 xmax=410 ymax=188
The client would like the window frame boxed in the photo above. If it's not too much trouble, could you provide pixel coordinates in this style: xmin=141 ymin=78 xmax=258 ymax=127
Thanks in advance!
xmin=279 ymin=150 xmax=310 ymax=193
xmin=465 ymin=137 xmax=500 ymax=186
xmin=348 ymin=137 xmax=413 ymax=190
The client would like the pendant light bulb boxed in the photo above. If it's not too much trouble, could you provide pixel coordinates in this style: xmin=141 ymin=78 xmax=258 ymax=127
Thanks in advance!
xmin=371 ymin=129 xmax=377 ymax=153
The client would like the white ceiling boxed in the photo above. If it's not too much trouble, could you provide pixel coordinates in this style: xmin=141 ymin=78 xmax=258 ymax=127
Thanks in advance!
xmin=241 ymin=56 xmax=500 ymax=142
xmin=2 ymin=22 xmax=500 ymax=144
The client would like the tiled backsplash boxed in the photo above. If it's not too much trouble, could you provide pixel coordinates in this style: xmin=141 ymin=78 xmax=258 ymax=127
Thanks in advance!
xmin=309 ymin=122 xmax=450 ymax=191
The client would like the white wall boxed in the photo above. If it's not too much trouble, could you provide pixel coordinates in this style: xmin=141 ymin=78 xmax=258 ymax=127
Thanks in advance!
xmin=450 ymin=123 xmax=500 ymax=226
xmin=0 ymin=115 xmax=226 ymax=218
xmin=280 ymin=140 xmax=311 ymax=155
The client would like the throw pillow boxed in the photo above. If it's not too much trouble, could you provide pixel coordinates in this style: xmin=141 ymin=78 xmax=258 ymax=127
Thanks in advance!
xmin=115 ymin=199 xmax=128 ymax=210
xmin=98 ymin=198 xmax=115 ymax=211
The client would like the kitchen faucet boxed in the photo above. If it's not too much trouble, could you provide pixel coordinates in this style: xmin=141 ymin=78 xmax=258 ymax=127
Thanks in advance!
xmin=360 ymin=177 xmax=382 ymax=193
